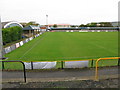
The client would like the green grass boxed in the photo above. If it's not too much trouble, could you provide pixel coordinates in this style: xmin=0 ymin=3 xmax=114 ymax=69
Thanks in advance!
xmin=2 ymin=32 xmax=118 ymax=70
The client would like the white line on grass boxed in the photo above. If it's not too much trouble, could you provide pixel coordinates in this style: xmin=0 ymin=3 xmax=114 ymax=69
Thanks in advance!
xmin=19 ymin=33 xmax=49 ymax=60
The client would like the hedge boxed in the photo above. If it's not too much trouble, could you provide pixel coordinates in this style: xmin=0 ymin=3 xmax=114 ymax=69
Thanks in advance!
xmin=2 ymin=26 xmax=22 ymax=44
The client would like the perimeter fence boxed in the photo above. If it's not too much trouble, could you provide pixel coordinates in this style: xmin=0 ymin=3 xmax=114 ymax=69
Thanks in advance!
xmin=1 ymin=57 xmax=119 ymax=82
xmin=3 ymin=32 xmax=44 ymax=54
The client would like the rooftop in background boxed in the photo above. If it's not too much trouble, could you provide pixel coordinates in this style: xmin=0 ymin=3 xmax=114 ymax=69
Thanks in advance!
xmin=49 ymin=24 xmax=70 ymax=25
xmin=110 ymin=21 xmax=120 ymax=27
xmin=48 ymin=24 xmax=71 ymax=28
xmin=2 ymin=21 xmax=23 ymax=29
xmin=22 ymin=25 xmax=40 ymax=30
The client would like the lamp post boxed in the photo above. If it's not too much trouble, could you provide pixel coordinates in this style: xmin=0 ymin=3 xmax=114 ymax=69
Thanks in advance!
xmin=0 ymin=16 xmax=3 ymax=60
xmin=46 ymin=15 xmax=48 ymax=31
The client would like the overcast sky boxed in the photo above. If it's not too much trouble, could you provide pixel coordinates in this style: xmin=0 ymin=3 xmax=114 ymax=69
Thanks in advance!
xmin=0 ymin=0 xmax=119 ymax=25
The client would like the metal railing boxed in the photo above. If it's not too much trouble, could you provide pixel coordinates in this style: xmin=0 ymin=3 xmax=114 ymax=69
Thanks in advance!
xmin=95 ymin=57 xmax=120 ymax=80
xmin=0 ymin=60 xmax=26 ymax=82
xmin=1 ymin=57 xmax=119 ymax=82
xmin=23 ymin=59 xmax=96 ymax=70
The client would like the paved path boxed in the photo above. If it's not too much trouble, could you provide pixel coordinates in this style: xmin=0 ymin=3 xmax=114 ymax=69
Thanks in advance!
xmin=2 ymin=66 xmax=119 ymax=82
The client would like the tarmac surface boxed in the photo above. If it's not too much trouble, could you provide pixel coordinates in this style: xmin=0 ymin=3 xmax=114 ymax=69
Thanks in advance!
xmin=2 ymin=66 xmax=119 ymax=82
xmin=1 ymin=66 xmax=119 ymax=88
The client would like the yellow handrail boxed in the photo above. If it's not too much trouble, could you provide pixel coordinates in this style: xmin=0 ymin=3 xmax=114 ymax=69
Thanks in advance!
xmin=95 ymin=57 xmax=120 ymax=81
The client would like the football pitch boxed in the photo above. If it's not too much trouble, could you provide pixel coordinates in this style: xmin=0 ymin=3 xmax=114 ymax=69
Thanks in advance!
xmin=3 ymin=32 xmax=118 ymax=69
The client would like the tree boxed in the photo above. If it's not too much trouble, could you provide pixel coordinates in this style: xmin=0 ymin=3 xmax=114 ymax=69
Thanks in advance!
xmin=53 ymin=24 xmax=57 ymax=28
xmin=26 ymin=21 xmax=39 ymax=26
xmin=86 ymin=23 xmax=97 ymax=27
xmin=71 ymin=25 xmax=76 ymax=27
xmin=98 ymin=22 xmax=113 ymax=27
xmin=20 ymin=23 xmax=27 ymax=27
xmin=79 ymin=24 xmax=87 ymax=27
xmin=2 ymin=26 xmax=22 ymax=44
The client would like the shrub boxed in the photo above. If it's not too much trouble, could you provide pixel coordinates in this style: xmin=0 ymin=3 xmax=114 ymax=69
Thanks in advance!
xmin=2 ymin=26 xmax=22 ymax=44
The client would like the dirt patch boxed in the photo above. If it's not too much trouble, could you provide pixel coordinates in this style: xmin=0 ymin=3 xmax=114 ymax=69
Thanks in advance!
xmin=2 ymin=78 xmax=119 ymax=89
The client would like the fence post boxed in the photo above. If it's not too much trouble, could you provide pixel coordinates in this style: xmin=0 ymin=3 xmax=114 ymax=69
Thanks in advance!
xmin=31 ymin=61 xmax=33 ymax=70
xmin=2 ymin=61 xmax=4 ymax=70
xmin=118 ymin=58 xmax=120 ymax=66
xmin=61 ymin=61 xmax=64 ymax=69
xmin=95 ymin=59 xmax=100 ymax=81
xmin=91 ymin=59 xmax=94 ymax=67
xmin=21 ymin=61 xmax=27 ymax=83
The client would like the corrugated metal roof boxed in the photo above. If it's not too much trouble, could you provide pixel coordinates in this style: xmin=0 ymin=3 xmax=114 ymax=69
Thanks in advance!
xmin=22 ymin=25 xmax=40 ymax=30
